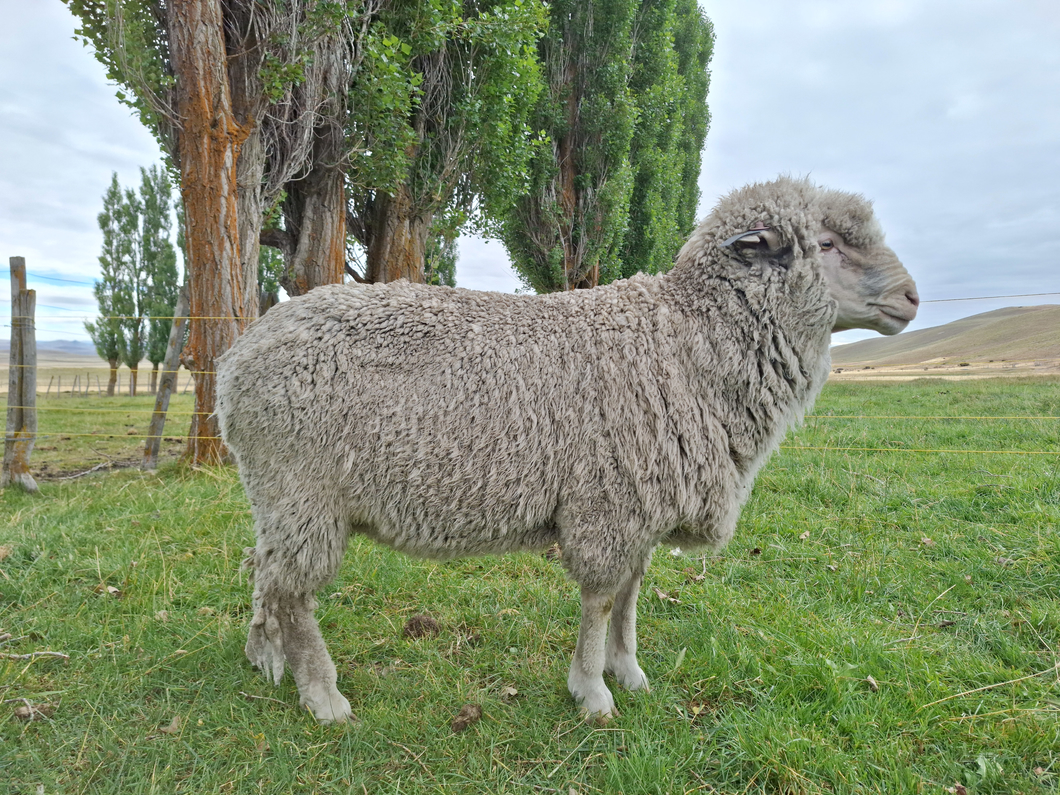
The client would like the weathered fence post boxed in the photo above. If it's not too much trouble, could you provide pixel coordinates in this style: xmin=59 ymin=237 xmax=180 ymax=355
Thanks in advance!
xmin=2 ymin=256 xmax=38 ymax=493
xmin=142 ymin=286 xmax=189 ymax=470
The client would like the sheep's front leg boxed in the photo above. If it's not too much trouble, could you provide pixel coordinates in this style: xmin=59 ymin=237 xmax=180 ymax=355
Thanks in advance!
xmin=567 ymin=587 xmax=617 ymax=720
xmin=604 ymin=569 xmax=650 ymax=692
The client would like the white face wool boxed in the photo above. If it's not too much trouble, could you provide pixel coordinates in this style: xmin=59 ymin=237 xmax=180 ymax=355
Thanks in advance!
xmin=216 ymin=175 xmax=918 ymax=723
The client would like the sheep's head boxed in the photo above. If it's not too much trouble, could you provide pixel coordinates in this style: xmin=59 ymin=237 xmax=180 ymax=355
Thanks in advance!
xmin=682 ymin=177 xmax=919 ymax=336
xmin=814 ymin=188 xmax=919 ymax=335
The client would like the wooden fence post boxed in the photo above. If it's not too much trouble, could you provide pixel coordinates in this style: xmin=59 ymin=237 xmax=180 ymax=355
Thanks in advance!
xmin=142 ymin=286 xmax=189 ymax=470
xmin=2 ymin=256 xmax=38 ymax=493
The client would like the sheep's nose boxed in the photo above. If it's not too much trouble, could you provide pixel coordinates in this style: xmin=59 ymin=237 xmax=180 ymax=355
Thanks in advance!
xmin=905 ymin=288 xmax=920 ymax=309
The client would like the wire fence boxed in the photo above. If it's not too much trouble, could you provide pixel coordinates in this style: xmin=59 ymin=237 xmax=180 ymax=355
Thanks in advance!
xmin=3 ymin=289 xmax=1059 ymax=476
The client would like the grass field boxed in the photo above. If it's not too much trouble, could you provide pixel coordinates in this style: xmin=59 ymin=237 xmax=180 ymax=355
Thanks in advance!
xmin=2 ymin=378 xmax=1059 ymax=794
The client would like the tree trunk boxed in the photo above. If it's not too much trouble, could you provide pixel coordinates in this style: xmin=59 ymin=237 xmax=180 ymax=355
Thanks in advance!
xmin=168 ymin=0 xmax=253 ymax=465
xmin=281 ymin=163 xmax=347 ymax=296
xmin=129 ymin=365 xmax=139 ymax=397
xmin=143 ymin=286 xmax=189 ymax=470
xmin=365 ymin=185 xmax=431 ymax=284
xmin=279 ymin=105 xmax=348 ymax=297
xmin=150 ymin=364 xmax=159 ymax=395
xmin=107 ymin=359 xmax=118 ymax=397
xmin=236 ymin=125 xmax=265 ymax=308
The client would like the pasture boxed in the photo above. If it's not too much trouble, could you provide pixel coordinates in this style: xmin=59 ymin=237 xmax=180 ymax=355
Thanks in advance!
xmin=2 ymin=378 xmax=1059 ymax=794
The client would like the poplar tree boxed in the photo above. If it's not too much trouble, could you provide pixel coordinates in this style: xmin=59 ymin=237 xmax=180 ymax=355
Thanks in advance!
xmin=500 ymin=0 xmax=713 ymax=292
xmin=618 ymin=0 xmax=714 ymax=279
xmin=115 ymin=183 xmax=147 ymax=396
xmin=497 ymin=0 xmax=638 ymax=292
xmin=141 ymin=165 xmax=180 ymax=393
xmin=85 ymin=173 xmax=128 ymax=397
xmin=344 ymin=0 xmax=547 ymax=284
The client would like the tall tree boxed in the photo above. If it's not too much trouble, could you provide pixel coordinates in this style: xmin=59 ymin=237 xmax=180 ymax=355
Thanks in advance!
xmin=344 ymin=0 xmax=547 ymax=284
xmin=499 ymin=0 xmax=713 ymax=292
xmin=114 ymin=183 xmax=148 ymax=396
xmin=141 ymin=165 xmax=181 ymax=393
xmin=617 ymin=0 xmax=713 ymax=279
xmin=85 ymin=174 xmax=128 ymax=397
xmin=257 ymin=2 xmax=378 ymax=298
xmin=498 ymin=0 xmax=638 ymax=293
xmin=66 ymin=0 xmax=360 ymax=461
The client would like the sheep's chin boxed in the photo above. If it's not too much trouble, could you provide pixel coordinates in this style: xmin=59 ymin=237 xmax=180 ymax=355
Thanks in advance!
xmin=833 ymin=309 xmax=910 ymax=336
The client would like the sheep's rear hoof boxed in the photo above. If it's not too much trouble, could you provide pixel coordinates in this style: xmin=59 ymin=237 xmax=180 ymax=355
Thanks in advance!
xmin=606 ymin=656 xmax=651 ymax=693
xmin=301 ymin=684 xmax=353 ymax=725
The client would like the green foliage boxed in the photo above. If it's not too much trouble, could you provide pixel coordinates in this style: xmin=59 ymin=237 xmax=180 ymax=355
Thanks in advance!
xmin=260 ymin=50 xmax=309 ymax=104
xmin=258 ymin=245 xmax=285 ymax=304
xmin=141 ymin=165 xmax=180 ymax=367
xmin=86 ymin=170 xmax=180 ymax=376
xmin=499 ymin=0 xmax=640 ymax=292
xmin=348 ymin=0 xmax=547 ymax=252
xmin=500 ymin=0 xmax=714 ymax=291
xmin=424 ymin=222 xmax=458 ymax=287
xmin=85 ymin=173 xmax=128 ymax=366
xmin=618 ymin=0 xmax=714 ymax=279
xmin=346 ymin=28 xmax=422 ymax=194
xmin=3 ymin=378 xmax=1059 ymax=793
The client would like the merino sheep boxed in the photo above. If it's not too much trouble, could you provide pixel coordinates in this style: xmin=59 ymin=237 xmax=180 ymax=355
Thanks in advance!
xmin=216 ymin=176 xmax=919 ymax=723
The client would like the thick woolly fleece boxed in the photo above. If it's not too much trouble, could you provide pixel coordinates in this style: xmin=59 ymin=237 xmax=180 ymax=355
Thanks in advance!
xmin=216 ymin=176 xmax=879 ymax=718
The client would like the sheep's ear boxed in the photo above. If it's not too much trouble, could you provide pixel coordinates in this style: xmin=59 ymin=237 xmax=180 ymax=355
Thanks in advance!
xmin=723 ymin=227 xmax=793 ymax=269
xmin=720 ymin=229 xmax=768 ymax=247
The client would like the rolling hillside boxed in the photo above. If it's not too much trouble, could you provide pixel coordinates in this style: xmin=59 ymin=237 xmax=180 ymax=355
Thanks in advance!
xmin=830 ymin=304 xmax=1060 ymax=377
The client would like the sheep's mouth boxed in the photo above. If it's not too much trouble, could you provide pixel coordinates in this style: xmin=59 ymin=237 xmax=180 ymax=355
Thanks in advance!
xmin=875 ymin=308 xmax=913 ymax=335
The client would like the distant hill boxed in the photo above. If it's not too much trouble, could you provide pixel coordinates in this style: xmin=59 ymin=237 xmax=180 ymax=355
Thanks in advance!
xmin=0 ymin=339 xmax=97 ymax=357
xmin=830 ymin=304 xmax=1060 ymax=374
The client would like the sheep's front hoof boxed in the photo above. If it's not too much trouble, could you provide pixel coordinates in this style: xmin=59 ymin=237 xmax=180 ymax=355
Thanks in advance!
xmin=301 ymin=684 xmax=353 ymax=725
xmin=568 ymin=672 xmax=617 ymax=722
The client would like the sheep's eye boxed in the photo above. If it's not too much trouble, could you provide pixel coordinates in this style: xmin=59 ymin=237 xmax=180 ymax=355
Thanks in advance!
xmin=820 ymin=240 xmax=835 ymax=251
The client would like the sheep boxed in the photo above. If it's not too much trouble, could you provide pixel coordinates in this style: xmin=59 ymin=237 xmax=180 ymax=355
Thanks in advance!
xmin=215 ymin=176 xmax=919 ymax=723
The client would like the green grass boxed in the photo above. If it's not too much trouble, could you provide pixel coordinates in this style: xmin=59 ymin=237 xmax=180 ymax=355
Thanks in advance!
xmin=2 ymin=378 xmax=1059 ymax=794
xmin=9 ymin=394 xmax=195 ymax=476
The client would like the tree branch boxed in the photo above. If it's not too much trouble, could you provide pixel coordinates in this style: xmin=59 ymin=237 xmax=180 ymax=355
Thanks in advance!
xmin=260 ymin=228 xmax=293 ymax=259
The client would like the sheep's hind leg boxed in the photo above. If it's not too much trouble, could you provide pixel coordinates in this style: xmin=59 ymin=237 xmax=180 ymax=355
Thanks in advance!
xmin=604 ymin=567 xmax=650 ymax=692
xmin=243 ymin=516 xmax=353 ymax=724
xmin=567 ymin=587 xmax=617 ymax=721
xmin=274 ymin=593 xmax=352 ymax=723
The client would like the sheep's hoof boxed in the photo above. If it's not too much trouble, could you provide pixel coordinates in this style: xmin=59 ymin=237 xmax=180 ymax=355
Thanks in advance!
xmin=301 ymin=685 xmax=353 ymax=725
xmin=607 ymin=656 xmax=651 ymax=692
xmin=569 ymin=675 xmax=617 ymax=722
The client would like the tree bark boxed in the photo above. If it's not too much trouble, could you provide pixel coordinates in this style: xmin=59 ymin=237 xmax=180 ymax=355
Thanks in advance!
xmin=150 ymin=364 xmax=159 ymax=395
xmin=168 ymin=0 xmax=253 ymax=465
xmin=236 ymin=125 xmax=265 ymax=308
xmin=280 ymin=162 xmax=347 ymax=296
xmin=278 ymin=97 xmax=348 ymax=297
xmin=129 ymin=364 xmax=139 ymax=397
xmin=143 ymin=286 xmax=189 ymax=470
xmin=365 ymin=185 xmax=431 ymax=284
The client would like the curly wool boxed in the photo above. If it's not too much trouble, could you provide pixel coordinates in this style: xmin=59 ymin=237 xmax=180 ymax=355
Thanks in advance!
xmin=217 ymin=176 xmax=840 ymax=597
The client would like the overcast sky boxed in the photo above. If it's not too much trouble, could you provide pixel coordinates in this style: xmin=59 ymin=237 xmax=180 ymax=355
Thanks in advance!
xmin=1 ymin=0 xmax=1057 ymax=344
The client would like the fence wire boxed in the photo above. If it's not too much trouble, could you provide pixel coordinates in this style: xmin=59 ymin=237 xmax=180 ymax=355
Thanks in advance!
xmin=4 ymin=291 xmax=1058 ymax=467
